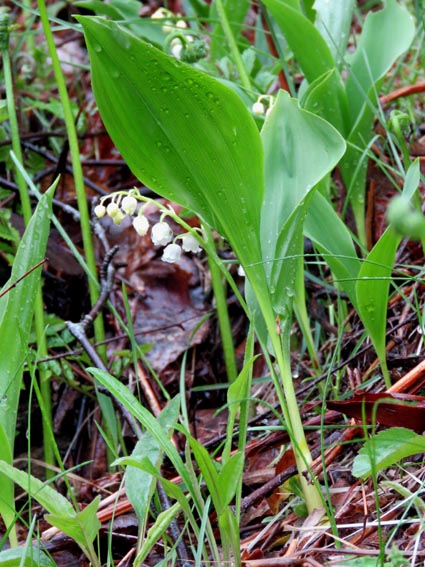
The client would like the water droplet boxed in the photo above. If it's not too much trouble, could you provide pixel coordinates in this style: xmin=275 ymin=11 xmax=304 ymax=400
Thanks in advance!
xmin=93 ymin=43 xmax=102 ymax=53
xmin=111 ymin=69 xmax=120 ymax=79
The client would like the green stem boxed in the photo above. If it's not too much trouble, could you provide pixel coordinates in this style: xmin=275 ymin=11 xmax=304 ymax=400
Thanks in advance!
xmin=36 ymin=0 xmax=105 ymax=354
xmin=249 ymin=278 xmax=323 ymax=513
xmin=204 ymin=227 xmax=238 ymax=384
xmin=2 ymin=11 xmax=54 ymax=484
xmin=214 ymin=0 xmax=252 ymax=91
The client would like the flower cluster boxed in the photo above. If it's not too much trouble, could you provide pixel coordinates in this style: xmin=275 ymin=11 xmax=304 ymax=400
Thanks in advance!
xmin=252 ymin=95 xmax=274 ymax=118
xmin=94 ymin=191 xmax=202 ymax=264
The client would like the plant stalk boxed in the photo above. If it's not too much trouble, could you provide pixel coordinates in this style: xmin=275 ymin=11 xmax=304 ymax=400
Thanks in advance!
xmin=204 ymin=226 xmax=238 ymax=384
xmin=36 ymin=0 xmax=105 ymax=354
xmin=214 ymin=0 xmax=252 ymax=92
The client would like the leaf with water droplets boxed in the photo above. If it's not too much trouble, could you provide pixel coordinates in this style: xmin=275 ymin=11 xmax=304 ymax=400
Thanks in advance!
xmin=77 ymin=16 xmax=265 ymax=282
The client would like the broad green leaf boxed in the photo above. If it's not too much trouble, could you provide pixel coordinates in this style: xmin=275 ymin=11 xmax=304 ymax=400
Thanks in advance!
xmin=46 ymin=496 xmax=101 ymax=553
xmin=304 ymin=191 xmax=360 ymax=307
xmin=356 ymin=227 xmax=400 ymax=385
xmin=0 ymin=460 xmax=74 ymax=518
xmin=0 ymin=184 xmax=55 ymax=533
xmin=352 ymin=428 xmax=425 ymax=479
xmin=219 ymin=452 xmax=245 ymax=513
xmin=77 ymin=16 xmax=265 ymax=288
xmin=356 ymin=160 xmax=420 ymax=383
xmin=341 ymin=1 xmax=414 ymax=243
xmin=403 ymin=158 xmax=421 ymax=200
xmin=261 ymin=91 xmax=346 ymax=313
xmin=261 ymin=0 xmax=335 ymax=83
xmin=345 ymin=0 xmax=415 ymax=125
xmin=301 ymin=69 xmax=349 ymax=135
xmin=386 ymin=160 xmax=422 ymax=239
xmin=313 ymin=0 xmax=355 ymax=69
xmin=0 ymin=547 xmax=54 ymax=567
xmin=74 ymin=0 xmax=165 ymax=46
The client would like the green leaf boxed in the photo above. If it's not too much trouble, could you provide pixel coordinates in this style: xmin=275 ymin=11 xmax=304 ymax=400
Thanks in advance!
xmin=345 ymin=0 xmax=415 ymax=125
xmin=304 ymin=191 xmax=360 ymax=307
xmin=87 ymin=369 xmax=202 ymax=511
xmin=0 ymin=461 xmax=74 ymax=518
xmin=352 ymin=428 xmax=425 ymax=479
xmin=261 ymin=91 xmax=346 ymax=312
xmin=0 ymin=547 xmax=54 ymax=567
xmin=76 ymin=16 xmax=265 ymax=286
xmin=262 ymin=0 xmax=336 ymax=83
xmin=133 ymin=502 xmax=181 ymax=566
xmin=185 ymin=433 xmax=223 ymax=514
xmin=219 ymin=452 xmax=245 ymax=512
xmin=356 ymin=227 xmax=400 ymax=385
xmin=46 ymin=496 xmax=101 ymax=553
xmin=301 ymin=69 xmax=349 ymax=135
xmin=0 ymin=184 xmax=55 ymax=533
xmin=313 ymin=0 xmax=355 ymax=68
xmin=124 ymin=397 xmax=180 ymax=524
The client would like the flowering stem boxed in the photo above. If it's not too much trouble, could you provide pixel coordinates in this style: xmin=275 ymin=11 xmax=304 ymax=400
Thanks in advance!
xmin=214 ymin=0 xmax=252 ymax=92
xmin=203 ymin=226 xmax=238 ymax=384
xmin=245 ymin=269 xmax=323 ymax=513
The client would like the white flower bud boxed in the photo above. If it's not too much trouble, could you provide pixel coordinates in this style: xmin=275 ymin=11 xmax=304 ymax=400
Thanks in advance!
xmin=151 ymin=222 xmax=173 ymax=246
xmin=181 ymin=233 xmax=201 ymax=253
xmin=151 ymin=8 xmax=168 ymax=19
xmin=94 ymin=204 xmax=106 ymax=218
xmin=176 ymin=19 xmax=187 ymax=29
xmin=171 ymin=40 xmax=183 ymax=59
xmin=162 ymin=243 xmax=182 ymax=263
xmin=237 ymin=265 xmax=245 ymax=277
xmin=133 ymin=215 xmax=149 ymax=236
xmin=252 ymin=101 xmax=265 ymax=115
xmin=113 ymin=210 xmax=126 ymax=225
xmin=121 ymin=195 xmax=138 ymax=215
xmin=106 ymin=202 xmax=119 ymax=218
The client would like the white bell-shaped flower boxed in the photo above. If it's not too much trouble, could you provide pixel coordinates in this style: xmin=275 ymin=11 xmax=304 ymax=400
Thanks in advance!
xmin=133 ymin=215 xmax=149 ymax=236
xmin=106 ymin=202 xmax=119 ymax=218
xmin=94 ymin=204 xmax=106 ymax=218
xmin=181 ymin=233 xmax=201 ymax=253
xmin=151 ymin=222 xmax=173 ymax=246
xmin=162 ymin=243 xmax=182 ymax=263
xmin=252 ymin=101 xmax=265 ymax=115
xmin=121 ymin=195 xmax=138 ymax=215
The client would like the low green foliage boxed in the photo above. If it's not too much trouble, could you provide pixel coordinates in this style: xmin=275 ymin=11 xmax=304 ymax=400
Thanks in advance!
xmin=0 ymin=461 xmax=101 ymax=566
xmin=0 ymin=184 xmax=55 ymax=542
xmin=262 ymin=0 xmax=415 ymax=244
xmin=353 ymin=427 xmax=425 ymax=480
